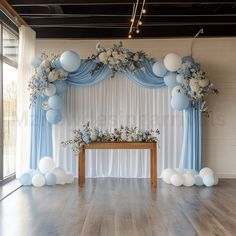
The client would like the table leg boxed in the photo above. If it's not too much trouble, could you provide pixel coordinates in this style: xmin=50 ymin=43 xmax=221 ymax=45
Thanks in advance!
xmin=150 ymin=149 xmax=154 ymax=184
xmin=79 ymin=147 xmax=85 ymax=185
xmin=152 ymin=144 xmax=157 ymax=187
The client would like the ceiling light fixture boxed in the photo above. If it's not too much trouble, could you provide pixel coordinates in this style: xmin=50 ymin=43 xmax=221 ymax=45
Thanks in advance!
xmin=128 ymin=0 xmax=146 ymax=39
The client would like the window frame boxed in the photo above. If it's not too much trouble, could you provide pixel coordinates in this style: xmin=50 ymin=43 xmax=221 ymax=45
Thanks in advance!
xmin=0 ymin=21 xmax=19 ymax=185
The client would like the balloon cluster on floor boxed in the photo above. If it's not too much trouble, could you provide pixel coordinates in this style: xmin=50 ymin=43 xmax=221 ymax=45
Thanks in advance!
xmin=29 ymin=50 xmax=81 ymax=124
xmin=19 ymin=156 xmax=74 ymax=187
xmin=152 ymin=53 xmax=218 ymax=115
xmin=162 ymin=167 xmax=219 ymax=187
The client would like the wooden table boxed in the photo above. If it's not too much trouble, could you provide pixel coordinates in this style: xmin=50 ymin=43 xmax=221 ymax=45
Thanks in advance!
xmin=78 ymin=142 xmax=157 ymax=187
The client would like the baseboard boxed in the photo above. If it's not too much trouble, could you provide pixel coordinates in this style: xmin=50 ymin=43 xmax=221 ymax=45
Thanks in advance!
xmin=215 ymin=173 xmax=236 ymax=178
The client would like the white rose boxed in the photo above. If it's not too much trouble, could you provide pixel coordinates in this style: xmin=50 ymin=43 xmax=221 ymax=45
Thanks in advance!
xmin=121 ymin=133 xmax=127 ymax=141
xmin=48 ymin=71 xmax=57 ymax=81
xmin=98 ymin=52 xmax=108 ymax=63
xmin=198 ymin=79 xmax=209 ymax=87
xmin=90 ymin=132 xmax=97 ymax=142
xmin=190 ymin=83 xmax=200 ymax=92
xmin=133 ymin=54 xmax=139 ymax=61
xmin=106 ymin=49 xmax=112 ymax=56
xmin=41 ymin=59 xmax=50 ymax=68
xmin=108 ymin=57 xmax=116 ymax=65
xmin=189 ymin=79 xmax=198 ymax=87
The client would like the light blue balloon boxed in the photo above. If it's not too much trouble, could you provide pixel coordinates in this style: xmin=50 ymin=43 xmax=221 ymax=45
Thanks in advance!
xmin=20 ymin=173 xmax=32 ymax=186
xmin=152 ymin=61 xmax=168 ymax=77
xmin=31 ymin=57 xmax=42 ymax=68
xmin=60 ymin=50 xmax=81 ymax=72
xmin=164 ymin=72 xmax=179 ymax=88
xmin=187 ymin=169 xmax=198 ymax=175
xmin=52 ymin=58 xmax=62 ymax=69
xmin=203 ymin=175 xmax=214 ymax=187
xmin=53 ymin=81 xmax=67 ymax=95
xmin=171 ymin=93 xmax=189 ymax=111
xmin=195 ymin=175 xmax=204 ymax=186
xmin=46 ymin=109 xmax=62 ymax=124
xmin=182 ymin=56 xmax=195 ymax=64
xmin=176 ymin=74 xmax=185 ymax=84
xmin=45 ymin=173 xmax=57 ymax=186
xmin=48 ymin=95 xmax=63 ymax=110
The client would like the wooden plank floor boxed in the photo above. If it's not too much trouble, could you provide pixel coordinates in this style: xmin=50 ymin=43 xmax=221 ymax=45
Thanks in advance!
xmin=0 ymin=178 xmax=236 ymax=236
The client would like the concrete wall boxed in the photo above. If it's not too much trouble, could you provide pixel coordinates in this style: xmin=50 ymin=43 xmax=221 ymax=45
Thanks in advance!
xmin=36 ymin=38 xmax=236 ymax=178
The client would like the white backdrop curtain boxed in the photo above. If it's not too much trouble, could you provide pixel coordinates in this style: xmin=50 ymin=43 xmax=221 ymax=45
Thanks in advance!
xmin=53 ymin=74 xmax=183 ymax=178
xmin=16 ymin=26 xmax=36 ymax=178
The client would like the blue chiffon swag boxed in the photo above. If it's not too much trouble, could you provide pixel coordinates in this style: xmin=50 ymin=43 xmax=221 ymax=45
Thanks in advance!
xmin=30 ymin=59 xmax=201 ymax=171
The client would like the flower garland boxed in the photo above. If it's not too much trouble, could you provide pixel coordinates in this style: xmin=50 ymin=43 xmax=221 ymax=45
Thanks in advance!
xmin=87 ymin=41 xmax=152 ymax=77
xmin=176 ymin=61 xmax=219 ymax=116
xmin=28 ymin=52 xmax=68 ymax=106
xmin=61 ymin=122 xmax=160 ymax=153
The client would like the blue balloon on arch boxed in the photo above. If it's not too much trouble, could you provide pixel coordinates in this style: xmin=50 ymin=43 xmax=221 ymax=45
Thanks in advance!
xmin=53 ymin=80 xmax=67 ymax=95
xmin=164 ymin=72 xmax=179 ymax=88
xmin=182 ymin=56 xmax=195 ymax=64
xmin=171 ymin=93 xmax=189 ymax=111
xmin=60 ymin=50 xmax=81 ymax=72
xmin=152 ymin=61 xmax=168 ymax=77
xmin=46 ymin=109 xmax=62 ymax=124
xmin=48 ymin=95 xmax=64 ymax=110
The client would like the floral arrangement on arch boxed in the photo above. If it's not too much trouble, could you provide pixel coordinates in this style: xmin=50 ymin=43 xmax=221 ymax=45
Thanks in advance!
xmin=176 ymin=61 xmax=219 ymax=115
xmin=87 ymin=41 xmax=152 ymax=77
xmin=62 ymin=122 xmax=160 ymax=152
xmin=28 ymin=52 xmax=68 ymax=106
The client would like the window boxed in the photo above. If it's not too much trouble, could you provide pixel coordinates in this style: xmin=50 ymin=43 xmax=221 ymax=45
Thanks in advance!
xmin=0 ymin=22 xmax=18 ymax=183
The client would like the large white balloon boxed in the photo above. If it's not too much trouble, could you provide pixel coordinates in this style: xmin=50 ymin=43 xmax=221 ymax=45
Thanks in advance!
xmin=171 ymin=174 xmax=184 ymax=186
xmin=53 ymin=167 xmax=67 ymax=184
xmin=183 ymin=173 xmax=195 ymax=187
xmin=164 ymin=53 xmax=182 ymax=72
xmin=43 ymin=83 xmax=56 ymax=97
xmin=38 ymin=156 xmax=56 ymax=174
xmin=199 ymin=167 xmax=214 ymax=177
xmin=162 ymin=168 xmax=176 ymax=184
xmin=32 ymin=174 xmax=45 ymax=187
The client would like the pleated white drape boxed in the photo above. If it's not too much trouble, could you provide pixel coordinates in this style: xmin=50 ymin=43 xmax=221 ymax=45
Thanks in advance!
xmin=16 ymin=26 xmax=36 ymax=178
xmin=53 ymin=74 xmax=183 ymax=178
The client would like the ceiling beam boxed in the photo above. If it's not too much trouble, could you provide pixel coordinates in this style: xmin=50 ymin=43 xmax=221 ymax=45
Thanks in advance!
xmin=8 ymin=0 xmax=236 ymax=6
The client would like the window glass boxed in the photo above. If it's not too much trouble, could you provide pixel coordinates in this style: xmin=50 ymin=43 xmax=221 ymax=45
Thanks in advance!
xmin=3 ymin=62 xmax=17 ymax=177
xmin=3 ymin=27 xmax=18 ymax=63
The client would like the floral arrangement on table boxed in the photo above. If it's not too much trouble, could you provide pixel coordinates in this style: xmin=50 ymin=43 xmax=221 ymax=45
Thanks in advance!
xmin=61 ymin=122 xmax=160 ymax=153
xmin=28 ymin=52 xmax=68 ymax=106
xmin=87 ymin=41 xmax=152 ymax=77
xmin=176 ymin=61 xmax=219 ymax=116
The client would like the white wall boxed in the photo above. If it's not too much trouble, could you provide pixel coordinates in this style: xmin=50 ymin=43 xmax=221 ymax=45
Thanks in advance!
xmin=36 ymin=38 xmax=236 ymax=178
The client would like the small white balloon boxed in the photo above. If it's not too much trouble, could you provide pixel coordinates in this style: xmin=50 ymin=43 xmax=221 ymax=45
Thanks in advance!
xmin=164 ymin=53 xmax=182 ymax=72
xmin=38 ymin=156 xmax=56 ymax=174
xmin=43 ymin=83 xmax=56 ymax=97
xmin=214 ymin=176 xmax=219 ymax=185
xmin=162 ymin=168 xmax=176 ymax=184
xmin=183 ymin=173 xmax=195 ymax=187
xmin=199 ymin=167 xmax=214 ymax=177
xmin=90 ymin=132 xmax=98 ymax=142
xmin=65 ymin=173 xmax=74 ymax=184
xmin=203 ymin=174 xmax=215 ymax=187
xmin=32 ymin=174 xmax=45 ymax=187
xmin=171 ymin=174 xmax=184 ymax=187
xmin=53 ymin=167 xmax=67 ymax=185
xmin=198 ymin=79 xmax=209 ymax=87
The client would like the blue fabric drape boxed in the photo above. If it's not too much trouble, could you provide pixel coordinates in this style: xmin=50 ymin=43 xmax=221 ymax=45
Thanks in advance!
xmin=30 ymin=96 xmax=53 ymax=169
xmin=30 ymin=58 xmax=202 ymax=172
xmin=180 ymin=102 xmax=202 ymax=171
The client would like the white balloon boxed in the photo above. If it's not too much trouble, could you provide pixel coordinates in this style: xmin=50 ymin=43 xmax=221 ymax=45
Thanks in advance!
xmin=65 ymin=173 xmax=74 ymax=184
xmin=90 ymin=132 xmax=98 ymax=142
xmin=43 ymin=83 xmax=56 ymax=97
xmin=171 ymin=174 xmax=184 ymax=186
xmin=53 ymin=167 xmax=67 ymax=185
xmin=32 ymin=174 xmax=45 ymax=187
xmin=162 ymin=168 xmax=176 ymax=184
xmin=183 ymin=173 xmax=195 ymax=187
xmin=199 ymin=167 xmax=214 ymax=177
xmin=38 ymin=156 xmax=56 ymax=174
xmin=175 ymin=168 xmax=186 ymax=175
xmin=164 ymin=53 xmax=182 ymax=72
xmin=214 ymin=176 xmax=219 ymax=185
